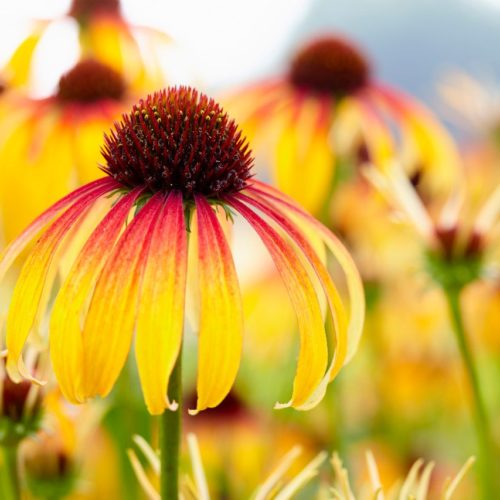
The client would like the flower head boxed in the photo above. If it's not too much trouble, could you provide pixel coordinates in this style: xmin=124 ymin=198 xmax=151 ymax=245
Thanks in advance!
xmin=0 ymin=58 xmax=134 ymax=242
xmin=289 ymin=36 xmax=370 ymax=96
xmin=101 ymin=87 xmax=253 ymax=197
xmin=226 ymin=34 xmax=460 ymax=216
xmin=365 ymin=160 xmax=500 ymax=289
xmin=0 ymin=87 xmax=364 ymax=416
xmin=2 ymin=0 xmax=170 ymax=92
xmin=69 ymin=0 xmax=121 ymax=20
xmin=57 ymin=59 xmax=126 ymax=103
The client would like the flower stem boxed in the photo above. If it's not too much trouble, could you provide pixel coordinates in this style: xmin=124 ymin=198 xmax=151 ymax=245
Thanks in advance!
xmin=444 ymin=286 xmax=495 ymax=499
xmin=160 ymin=353 xmax=183 ymax=500
xmin=1 ymin=445 xmax=20 ymax=500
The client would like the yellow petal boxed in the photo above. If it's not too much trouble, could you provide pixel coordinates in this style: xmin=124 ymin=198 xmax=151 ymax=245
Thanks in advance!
xmin=50 ymin=190 xmax=140 ymax=403
xmin=275 ymin=95 xmax=334 ymax=215
xmin=228 ymin=195 xmax=328 ymax=409
xmin=81 ymin=194 xmax=164 ymax=398
xmin=190 ymin=197 xmax=244 ymax=414
xmin=135 ymin=191 xmax=187 ymax=414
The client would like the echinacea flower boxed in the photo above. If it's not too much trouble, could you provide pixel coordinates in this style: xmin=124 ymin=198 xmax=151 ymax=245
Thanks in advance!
xmin=364 ymin=160 xmax=500 ymax=282
xmin=366 ymin=160 xmax=498 ymax=498
xmin=3 ymin=0 xmax=170 ymax=92
xmin=0 ymin=86 xmax=364 ymax=416
xmin=0 ymin=58 xmax=137 ymax=242
xmin=227 ymin=35 xmax=460 ymax=216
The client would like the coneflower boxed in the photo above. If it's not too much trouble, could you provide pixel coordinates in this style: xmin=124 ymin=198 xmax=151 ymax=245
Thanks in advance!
xmin=0 ymin=86 xmax=364 ymax=499
xmin=227 ymin=34 xmax=460 ymax=217
xmin=0 ymin=58 xmax=135 ymax=242
xmin=2 ymin=0 xmax=170 ymax=92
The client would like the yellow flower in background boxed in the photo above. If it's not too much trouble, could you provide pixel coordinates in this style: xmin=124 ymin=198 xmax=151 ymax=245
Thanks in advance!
xmin=4 ymin=0 xmax=170 ymax=93
xmin=0 ymin=87 xmax=364 ymax=416
xmin=226 ymin=34 xmax=460 ymax=216
xmin=365 ymin=160 xmax=500 ymax=273
xmin=0 ymin=58 xmax=139 ymax=243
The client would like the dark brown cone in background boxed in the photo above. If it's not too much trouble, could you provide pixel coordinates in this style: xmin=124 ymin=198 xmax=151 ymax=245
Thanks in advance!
xmin=57 ymin=59 xmax=126 ymax=103
xmin=69 ymin=0 xmax=121 ymax=19
xmin=289 ymin=36 xmax=370 ymax=96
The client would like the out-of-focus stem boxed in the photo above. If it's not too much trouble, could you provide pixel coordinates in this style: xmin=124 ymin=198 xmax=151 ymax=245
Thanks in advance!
xmin=444 ymin=286 xmax=495 ymax=500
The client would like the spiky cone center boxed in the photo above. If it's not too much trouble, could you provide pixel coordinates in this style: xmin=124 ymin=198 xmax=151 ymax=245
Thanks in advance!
xmin=57 ymin=59 xmax=126 ymax=103
xmin=289 ymin=36 xmax=370 ymax=96
xmin=69 ymin=0 xmax=121 ymax=19
xmin=101 ymin=86 xmax=254 ymax=198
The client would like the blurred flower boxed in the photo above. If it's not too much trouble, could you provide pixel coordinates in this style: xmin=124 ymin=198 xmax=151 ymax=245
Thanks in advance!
xmin=129 ymin=434 xmax=473 ymax=500
xmin=20 ymin=391 xmax=115 ymax=499
xmin=22 ymin=432 xmax=75 ymax=498
xmin=3 ymin=0 xmax=170 ymax=92
xmin=364 ymin=160 xmax=500 ymax=288
xmin=0 ymin=87 xmax=364 ymax=416
xmin=0 ymin=348 xmax=47 ymax=446
xmin=0 ymin=57 xmax=143 ymax=243
xmin=227 ymin=34 xmax=459 ymax=216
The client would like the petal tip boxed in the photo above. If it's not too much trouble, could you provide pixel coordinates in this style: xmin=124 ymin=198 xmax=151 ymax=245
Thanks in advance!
xmin=274 ymin=400 xmax=292 ymax=410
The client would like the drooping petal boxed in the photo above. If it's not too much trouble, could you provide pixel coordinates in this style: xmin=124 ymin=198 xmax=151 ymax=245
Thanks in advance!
xmin=369 ymin=85 xmax=461 ymax=194
xmin=50 ymin=188 xmax=142 ymax=403
xmin=224 ymin=79 xmax=288 ymax=144
xmin=81 ymin=193 xmax=164 ymax=399
xmin=275 ymin=94 xmax=334 ymax=215
xmin=5 ymin=22 xmax=48 ymax=87
xmin=5 ymin=181 xmax=114 ymax=382
xmin=227 ymin=196 xmax=328 ymax=409
xmin=346 ymin=96 xmax=396 ymax=166
xmin=249 ymin=180 xmax=364 ymax=363
xmin=0 ymin=178 xmax=117 ymax=284
xmin=135 ymin=191 xmax=187 ymax=414
xmin=68 ymin=108 xmax=119 ymax=184
xmin=0 ymin=109 xmax=82 ymax=242
xmin=191 ymin=196 xmax=243 ymax=414
xmin=81 ymin=17 xmax=146 ymax=90
xmin=247 ymin=182 xmax=364 ymax=407
xmin=233 ymin=192 xmax=348 ymax=390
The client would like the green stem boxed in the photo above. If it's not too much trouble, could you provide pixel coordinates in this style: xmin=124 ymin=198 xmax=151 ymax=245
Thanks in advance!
xmin=1 ymin=445 xmax=20 ymax=500
xmin=444 ymin=286 xmax=495 ymax=499
xmin=160 ymin=352 xmax=183 ymax=500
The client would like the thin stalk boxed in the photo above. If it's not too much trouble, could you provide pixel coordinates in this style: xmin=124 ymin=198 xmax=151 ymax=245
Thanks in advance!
xmin=160 ymin=352 xmax=183 ymax=500
xmin=1 ymin=445 xmax=20 ymax=500
xmin=444 ymin=286 xmax=495 ymax=500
